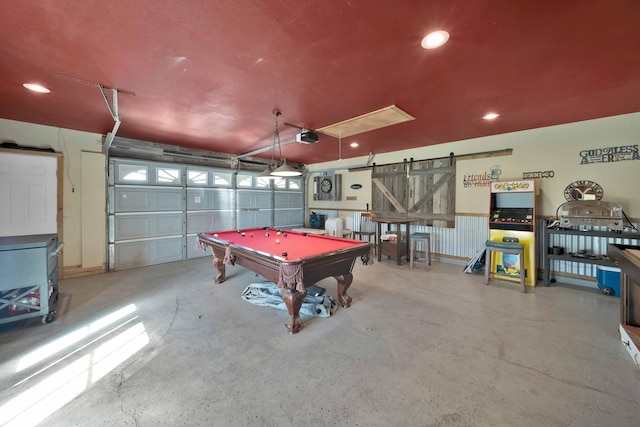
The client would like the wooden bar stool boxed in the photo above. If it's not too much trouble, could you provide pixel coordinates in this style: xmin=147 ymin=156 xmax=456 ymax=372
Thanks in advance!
xmin=353 ymin=212 xmax=377 ymax=254
xmin=410 ymin=232 xmax=431 ymax=270
xmin=484 ymin=240 xmax=526 ymax=293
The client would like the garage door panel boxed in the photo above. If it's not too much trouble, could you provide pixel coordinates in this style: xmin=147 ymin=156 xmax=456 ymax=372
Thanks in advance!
xmin=114 ymin=213 xmax=183 ymax=240
xmin=154 ymin=238 xmax=184 ymax=263
xmin=186 ymin=211 xmax=234 ymax=234
xmin=237 ymin=210 xmax=271 ymax=229
xmin=156 ymin=191 xmax=183 ymax=210
xmin=156 ymin=215 xmax=183 ymax=235
xmin=274 ymin=209 xmax=304 ymax=227
xmin=115 ymin=188 xmax=150 ymax=211
xmin=114 ymin=241 xmax=150 ymax=269
xmin=187 ymin=189 xmax=234 ymax=210
xmin=115 ymin=216 xmax=150 ymax=239
xmin=237 ymin=191 xmax=272 ymax=209
xmin=187 ymin=235 xmax=209 ymax=258
xmin=115 ymin=187 xmax=183 ymax=212
xmin=114 ymin=237 xmax=184 ymax=269
xmin=275 ymin=192 xmax=303 ymax=208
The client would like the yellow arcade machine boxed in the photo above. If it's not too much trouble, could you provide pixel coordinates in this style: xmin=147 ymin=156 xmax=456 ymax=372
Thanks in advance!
xmin=488 ymin=179 xmax=537 ymax=287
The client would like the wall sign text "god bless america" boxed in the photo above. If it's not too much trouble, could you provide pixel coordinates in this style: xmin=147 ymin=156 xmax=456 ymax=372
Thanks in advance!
xmin=580 ymin=145 xmax=639 ymax=165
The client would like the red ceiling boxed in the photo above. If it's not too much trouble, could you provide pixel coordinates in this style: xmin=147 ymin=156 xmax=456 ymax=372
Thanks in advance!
xmin=2 ymin=1 xmax=640 ymax=165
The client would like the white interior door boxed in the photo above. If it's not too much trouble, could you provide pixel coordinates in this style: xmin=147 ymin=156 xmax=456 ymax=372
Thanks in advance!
xmin=0 ymin=152 xmax=57 ymax=237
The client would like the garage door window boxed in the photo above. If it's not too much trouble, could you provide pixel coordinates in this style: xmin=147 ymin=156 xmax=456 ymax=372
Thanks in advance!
xmin=119 ymin=164 xmax=148 ymax=183
xmin=188 ymin=170 xmax=208 ymax=186
xmin=213 ymin=172 xmax=231 ymax=187
xmin=156 ymin=167 xmax=181 ymax=184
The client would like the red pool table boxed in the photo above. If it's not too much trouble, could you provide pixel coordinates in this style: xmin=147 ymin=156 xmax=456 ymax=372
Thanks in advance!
xmin=197 ymin=227 xmax=372 ymax=334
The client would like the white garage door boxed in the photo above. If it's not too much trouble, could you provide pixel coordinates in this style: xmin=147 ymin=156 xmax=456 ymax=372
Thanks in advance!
xmin=108 ymin=158 xmax=304 ymax=270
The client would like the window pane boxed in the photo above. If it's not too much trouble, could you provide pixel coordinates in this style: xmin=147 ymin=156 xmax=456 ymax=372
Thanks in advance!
xmin=288 ymin=178 xmax=301 ymax=190
xmin=119 ymin=164 xmax=148 ymax=182
xmin=274 ymin=178 xmax=286 ymax=189
xmin=157 ymin=168 xmax=181 ymax=184
xmin=188 ymin=170 xmax=208 ymax=185
xmin=213 ymin=172 xmax=231 ymax=186
xmin=237 ymin=174 xmax=253 ymax=187
xmin=256 ymin=177 xmax=271 ymax=188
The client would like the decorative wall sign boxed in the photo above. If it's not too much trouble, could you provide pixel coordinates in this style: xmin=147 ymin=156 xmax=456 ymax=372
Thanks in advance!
xmin=580 ymin=144 xmax=639 ymax=165
xmin=563 ymin=180 xmax=604 ymax=201
xmin=350 ymin=184 xmax=363 ymax=190
xmin=522 ymin=170 xmax=555 ymax=179
xmin=492 ymin=180 xmax=533 ymax=192
xmin=463 ymin=165 xmax=501 ymax=188
xmin=463 ymin=172 xmax=491 ymax=188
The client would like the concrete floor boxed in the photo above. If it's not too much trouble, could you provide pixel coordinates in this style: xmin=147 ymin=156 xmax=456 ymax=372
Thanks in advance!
xmin=1 ymin=256 xmax=639 ymax=426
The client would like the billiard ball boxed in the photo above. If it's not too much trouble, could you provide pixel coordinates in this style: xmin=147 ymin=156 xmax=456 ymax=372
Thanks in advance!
xmin=275 ymin=238 xmax=280 ymax=244
xmin=277 ymin=231 xmax=282 ymax=236
xmin=250 ymin=233 xmax=254 ymax=237
xmin=241 ymin=232 xmax=245 ymax=236
xmin=303 ymin=233 xmax=307 ymax=236
xmin=266 ymin=232 xmax=270 ymax=237
xmin=283 ymin=233 xmax=287 ymax=237
xmin=213 ymin=233 xmax=218 ymax=237
xmin=237 ymin=230 xmax=241 ymax=233
xmin=281 ymin=251 xmax=288 ymax=257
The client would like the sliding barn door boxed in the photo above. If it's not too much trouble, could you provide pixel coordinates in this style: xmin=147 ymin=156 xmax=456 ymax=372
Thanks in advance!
xmin=372 ymin=157 xmax=455 ymax=227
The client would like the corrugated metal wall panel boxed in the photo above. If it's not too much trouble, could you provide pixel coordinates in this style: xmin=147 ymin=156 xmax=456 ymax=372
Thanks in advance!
xmin=345 ymin=211 xmax=488 ymax=259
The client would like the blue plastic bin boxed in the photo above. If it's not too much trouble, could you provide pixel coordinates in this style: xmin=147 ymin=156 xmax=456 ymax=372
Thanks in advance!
xmin=596 ymin=265 xmax=621 ymax=297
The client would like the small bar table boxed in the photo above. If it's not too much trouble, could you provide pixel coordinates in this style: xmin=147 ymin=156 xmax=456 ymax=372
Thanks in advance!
xmin=373 ymin=217 xmax=417 ymax=265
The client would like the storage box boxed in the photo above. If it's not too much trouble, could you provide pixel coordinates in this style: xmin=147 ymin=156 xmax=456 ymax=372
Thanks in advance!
xmin=596 ymin=265 xmax=621 ymax=297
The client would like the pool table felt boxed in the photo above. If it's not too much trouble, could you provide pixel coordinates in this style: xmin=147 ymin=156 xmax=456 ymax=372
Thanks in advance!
xmin=202 ymin=228 xmax=363 ymax=260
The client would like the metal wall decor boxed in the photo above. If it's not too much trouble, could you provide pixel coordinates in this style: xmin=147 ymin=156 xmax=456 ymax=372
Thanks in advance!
xmin=563 ymin=180 xmax=604 ymax=201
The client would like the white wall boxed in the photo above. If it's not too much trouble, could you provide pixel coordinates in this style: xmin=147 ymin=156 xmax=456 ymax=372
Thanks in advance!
xmin=308 ymin=113 xmax=640 ymax=219
xmin=0 ymin=119 xmax=105 ymax=267
xmin=2 ymin=112 xmax=638 ymax=270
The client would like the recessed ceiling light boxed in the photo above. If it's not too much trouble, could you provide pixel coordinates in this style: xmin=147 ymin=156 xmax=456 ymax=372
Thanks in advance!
xmin=421 ymin=31 xmax=450 ymax=49
xmin=350 ymin=142 xmax=359 ymax=148
xmin=23 ymin=83 xmax=51 ymax=93
xmin=483 ymin=113 xmax=500 ymax=120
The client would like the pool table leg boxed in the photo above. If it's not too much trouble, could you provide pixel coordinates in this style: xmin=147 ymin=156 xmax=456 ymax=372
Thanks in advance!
xmin=282 ymin=284 xmax=306 ymax=334
xmin=212 ymin=255 xmax=225 ymax=284
xmin=336 ymin=273 xmax=353 ymax=308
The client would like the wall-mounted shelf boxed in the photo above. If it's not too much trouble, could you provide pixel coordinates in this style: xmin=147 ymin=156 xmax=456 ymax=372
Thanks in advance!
xmin=542 ymin=226 xmax=640 ymax=286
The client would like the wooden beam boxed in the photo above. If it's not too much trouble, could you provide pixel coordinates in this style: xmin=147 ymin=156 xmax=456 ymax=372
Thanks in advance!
xmin=408 ymin=172 xmax=454 ymax=212
xmin=372 ymin=178 xmax=406 ymax=213
xmin=349 ymin=148 xmax=512 ymax=172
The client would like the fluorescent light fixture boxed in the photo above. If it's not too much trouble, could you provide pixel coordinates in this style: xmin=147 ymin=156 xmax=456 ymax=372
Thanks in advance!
xmin=23 ymin=83 xmax=51 ymax=93
xmin=483 ymin=112 xmax=500 ymax=120
xmin=350 ymin=142 xmax=359 ymax=148
xmin=421 ymin=31 xmax=449 ymax=49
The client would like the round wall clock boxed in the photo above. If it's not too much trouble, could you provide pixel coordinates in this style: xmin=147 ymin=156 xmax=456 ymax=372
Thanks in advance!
xmin=320 ymin=178 xmax=333 ymax=193
xmin=563 ymin=180 xmax=604 ymax=201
